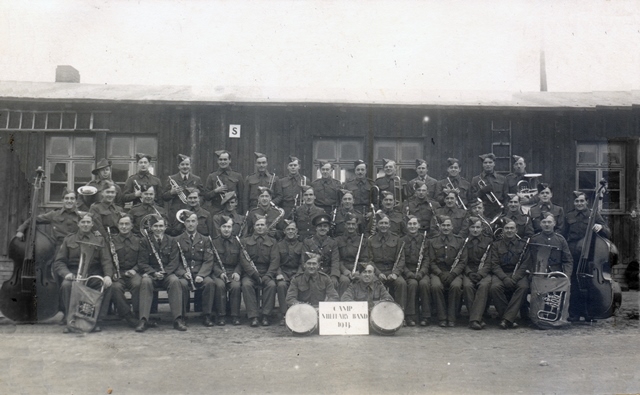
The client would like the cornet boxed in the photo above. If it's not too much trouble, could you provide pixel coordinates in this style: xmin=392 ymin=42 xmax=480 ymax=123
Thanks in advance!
xmin=169 ymin=178 xmax=188 ymax=204
xmin=478 ymin=179 xmax=504 ymax=209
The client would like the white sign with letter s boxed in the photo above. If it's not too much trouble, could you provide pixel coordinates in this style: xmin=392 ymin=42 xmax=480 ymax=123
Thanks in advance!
xmin=229 ymin=124 xmax=241 ymax=138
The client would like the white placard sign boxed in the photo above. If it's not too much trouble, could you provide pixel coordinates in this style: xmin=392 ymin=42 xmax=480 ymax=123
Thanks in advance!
xmin=318 ymin=301 xmax=369 ymax=335
xmin=229 ymin=124 xmax=241 ymax=138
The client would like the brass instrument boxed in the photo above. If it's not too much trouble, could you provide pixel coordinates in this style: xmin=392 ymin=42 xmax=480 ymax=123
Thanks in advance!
xmin=393 ymin=176 xmax=403 ymax=208
xmin=268 ymin=169 xmax=276 ymax=190
xmin=176 ymin=242 xmax=197 ymax=291
xmin=478 ymin=178 xmax=504 ymax=209
xmin=450 ymin=237 xmax=469 ymax=273
xmin=371 ymin=184 xmax=380 ymax=208
xmin=367 ymin=203 xmax=377 ymax=236
xmin=446 ymin=177 xmax=467 ymax=210
xmin=301 ymin=175 xmax=307 ymax=187
xmin=391 ymin=242 xmax=405 ymax=274
xmin=105 ymin=227 xmax=121 ymax=280
xmin=134 ymin=180 xmax=142 ymax=192
xmin=536 ymin=271 xmax=569 ymax=322
xmin=169 ymin=178 xmax=188 ymax=205
xmin=517 ymin=173 xmax=542 ymax=214
xmin=415 ymin=231 xmax=428 ymax=275
xmin=235 ymin=236 xmax=261 ymax=284
xmin=511 ymin=237 xmax=531 ymax=277
xmin=77 ymin=185 xmax=98 ymax=196
xmin=268 ymin=202 xmax=286 ymax=231
xmin=207 ymin=235 xmax=230 ymax=284
xmin=352 ymin=233 xmax=365 ymax=275
xmin=141 ymin=228 xmax=166 ymax=274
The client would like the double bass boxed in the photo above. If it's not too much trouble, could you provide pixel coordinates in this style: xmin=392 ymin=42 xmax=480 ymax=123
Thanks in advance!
xmin=1 ymin=167 xmax=60 ymax=322
xmin=575 ymin=179 xmax=622 ymax=319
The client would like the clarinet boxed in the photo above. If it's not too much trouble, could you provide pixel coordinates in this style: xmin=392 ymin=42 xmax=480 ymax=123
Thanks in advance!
xmin=416 ymin=231 xmax=428 ymax=275
xmin=352 ymin=233 xmax=364 ymax=275
xmin=208 ymin=235 xmax=230 ymax=284
xmin=235 ymin=236 xmax=261 ymax=283
xmin=449 ymin=237 xmax=469 ymax=273
xmin=106 ymin=227 xmax=121 ymax=280
xmin=238 ymin=211 xmax=249 ymax=237
xmin=512 ymin=237 xmax=531 ymax=277
xmin=141 ymin=229 xmax=166 ymax=274
xmin=391 ymin=242 xmax=406 ymax=274
xmin=176 ymin=242 xmax=197 ymax=291
xmin=477 ymin=244 xmax=492 ymax=271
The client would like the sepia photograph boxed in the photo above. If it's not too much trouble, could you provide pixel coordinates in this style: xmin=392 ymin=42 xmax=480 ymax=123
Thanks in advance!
xmin=0 ymin=0 xmax=639 ymax=393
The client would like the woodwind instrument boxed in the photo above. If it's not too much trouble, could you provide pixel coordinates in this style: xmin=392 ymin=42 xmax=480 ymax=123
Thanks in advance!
xmin=235 ymin=236 xmax=261 ymax=283
xmin=449 ymin=237 xmax=469 ymax=273
xmin=207 ymin=235 xmax=230 ymax=283
xmin=512 ymin=237 xmax=531 ymax=277
xmin=368 ymin=203 xmax=376 ymax=235
xmin=106 ymin=227 xmax=121 ymax=280
xmin=447 ymin=177 xmax=467 ymax=210
xmin=141 ymin=228 xmax=166 ymax=274
xmin=268 ymin=202 xmax=285 ymax=231
xmin=352 ymin=233 xmax=364 ymax=275
xmin=176 ymin=242 xmax=197 ymax=291
xmin=238 ymin=211 xmax=249 ymax=237
xmin=416 ymin=231 xmax=427 ymax=275
xmin=134 ymin=180 xmax=142 ymax=192
xmin=330 ymin=205 xmax=337 ymax=236
xmin=391 ymin=242 xmax=405 ymax=274
xmin=478 ymin=178 xmax=504 ymax=209
xmin=169 ymin=178 xmax=188 ymax=204
xmin=428 ymin=200 xmax=440 ymax=230
xmin=477 ymin=244 xmax=492 ymax=271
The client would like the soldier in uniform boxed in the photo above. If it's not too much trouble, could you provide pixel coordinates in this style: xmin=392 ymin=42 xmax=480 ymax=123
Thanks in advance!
xmin=471 ymin=153 xmax=507 ymax=219
xmin=128 ymin=185 xmax=167 ymax=236
xmin=528 ymin=183 xmax=565 ymax=234
xmin=79 ymin=158 xmax=123 ymax=210
xmin=302 ymin=213 xmax=341 ymax=291
xmin=123 ymin=153 xmax=162 ymax=206
xmin=205 ymin=150 xmax=244 ymax=215
xmin=336 ymin=214 xmax=366 ymax=296
xmin=341 ymin=263 xmax=394 ymax=309
xmin=460 ymin=199 xmax=496 ymax=238
xmin=275 ymin=220 xmax=305 ymax=325
xmin=174 ymin=210 xmax=216 ymax=327
xmin=367 ymin=212 xmax=407 ymax=315
xmin=291 ymin=186 xmax=325 ymax=241
xmin=311 ymin=160 xmax=343 ymax=214
xmin=564 ymin=191 xmax=610 ymax=321
xmin=401 ymin=216 xmax=429 ymax=326
xmin=210 ymin=216 xmax=243 ymax=326
xmin=501 ymin=193 xmax=534 ymax=239
xmin=239 ymin=217 xmax=280 ymax=327
xmin=428 ymin=215 xmax=467 ymax=327
xmin=107 ymin=214 xmax=144 ymax=328
xmin=489 ymin=219 xmax=532 ymax=329
xmin=285 ymin=253 xmax=339 ymax=307
xmin=211 ymin=192 xmax=245 ymax=238
xmin=177 ymin=188 xmax=210 ymax=236
xmin=243 ymin=152 xmax=280 ymax=212
xmin=16 ymin=188 xmax=84 ymax=251
xmin=332 ymin=191 xmax=365 ymax=237
xmin=374 ymin=159 xmax=408 ymax=207
xmin=275 ymin=155 xmax=306 ymax=219
xmin=53 ymin=213 xmax=114 ymax=333
xmin=408 ymin=159 xmax=438 ymax=200
xmin=136 ymin=215 xmax=189 ymax=332
xmin=404 ymin=180 xmax=440 ymax=235
xmin=431 ymin=191 xmax=467 ymax=236
xmin=246 ymin=187 xmax=285 ymax=240
xmin=463 ymin=217 xmax=493 ymax=330
xmin=343 ymin=159 xmax=377 ymax=213
xmin=435 ymin=158 xmax=471 ymax=208
xmin=163 ymin=154 xmax=203 ymax=235
xmin=379 ymin=191 xmax=406 ymax=237
xmin=89 ymin=182 xmax=124 ymax=240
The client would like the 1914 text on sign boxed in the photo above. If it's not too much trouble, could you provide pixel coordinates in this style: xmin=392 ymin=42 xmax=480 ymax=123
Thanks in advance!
xmin=229 ymin=124 xmax=241 ymax=138
xmin=318 ymin=301 xmax=369 ymax=335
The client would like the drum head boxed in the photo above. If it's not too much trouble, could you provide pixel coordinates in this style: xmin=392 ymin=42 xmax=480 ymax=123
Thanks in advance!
xmin=370 ymin=301 xmax=404 ymax=335
xmin=285 ymin=304 xmax=318 ymax=335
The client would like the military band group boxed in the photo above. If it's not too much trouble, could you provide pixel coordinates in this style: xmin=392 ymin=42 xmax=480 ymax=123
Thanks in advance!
xmin=16 ymin=150 xmax=609 ymax=333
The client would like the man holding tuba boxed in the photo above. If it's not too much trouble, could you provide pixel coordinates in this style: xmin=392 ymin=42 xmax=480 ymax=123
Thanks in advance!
xmin=163 ymin=154 xmax=202 ymax=234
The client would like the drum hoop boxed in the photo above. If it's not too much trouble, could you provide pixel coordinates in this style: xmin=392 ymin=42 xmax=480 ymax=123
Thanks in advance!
xmin=285 ymin=304 xmax=318 ymax=335
xmin=370 ymin=301 xmax=404 ymax=335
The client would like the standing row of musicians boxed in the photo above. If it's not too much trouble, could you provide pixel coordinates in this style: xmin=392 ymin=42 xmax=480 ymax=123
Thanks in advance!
xmin=17 ymin=151 xmax=609 ymax=332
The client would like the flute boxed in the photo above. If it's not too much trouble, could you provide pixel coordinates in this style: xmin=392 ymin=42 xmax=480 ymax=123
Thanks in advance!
xmin=176 ymin=242 xmax=197 ymax=291
xmin=208 ymin=235 xmax=231 ymax=284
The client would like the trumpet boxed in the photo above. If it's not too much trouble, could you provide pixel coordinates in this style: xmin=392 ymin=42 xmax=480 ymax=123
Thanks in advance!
xmin=478 ymin=179 xmax=504 ymax=209
xmin=169 ymin=178 xmax=188 ymax=204
xmin=446 ymin=177 xmax=467 ymax=210
xmin=301 ymin=175 xmax=307 ymax=187
xmin=268 ymin=169 xmax=276 ymax=190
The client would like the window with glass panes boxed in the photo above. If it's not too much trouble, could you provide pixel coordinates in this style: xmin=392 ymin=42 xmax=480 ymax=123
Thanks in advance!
xmin=373 ymin=140 xmax=424 ymax=180
xmin=45 ymin=135 xmax=95 ymax=204
xmin=107 ymin=135 xmax=158 ymax=191
xmin=576 ymin=142 xmax=625 ymax=213
xmin=313 ymin=139 xmax=363 ymax=182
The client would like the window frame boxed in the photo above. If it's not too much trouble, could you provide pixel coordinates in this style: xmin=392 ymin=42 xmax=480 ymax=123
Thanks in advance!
xmin=575 ymin=141 xmax=625 ymax=214
xmin=45 ymin=135 xmax=96 ymax=205
xmin=373 ymin=138 xmax=424 ymax=180
xmin=312 ymin=138 xmax=364 ymax=182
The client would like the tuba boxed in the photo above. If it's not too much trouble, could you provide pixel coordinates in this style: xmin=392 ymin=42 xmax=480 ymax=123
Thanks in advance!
xmin=536 ymin=272 xmax=569 ymax=322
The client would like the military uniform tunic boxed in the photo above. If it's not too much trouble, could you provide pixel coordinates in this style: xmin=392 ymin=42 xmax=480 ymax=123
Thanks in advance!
xmin=341 ymin=279 xmax=394 ymax=310
xmin=471 ymin=172 xmax=508 ymax=219
xmin=205 ymin=168 xmax=244 ymax=214
xmin=89 ymin=201 xmax=124 ymax=239
xmin=162 ymin=172 xmax=203 ymax=227
xmin=435 ymin=176 xmax=471 ymax=207
xmin=528 ymin=202 xmax=565 ymax=234
xmin=462 ymin=235 xmax=493 ymax=323
xmin=292 ymin=204 xmax=326 ymax=241
xmin=403 ymin=196 xmax=440 ymax=234
xmin=343 ymin=177 xmax=376 ymax=210
xmin=285 ymin=272 xmax=339 ymax=307
xmin=401 ymin=231 xmax=429 ymax=320
xmin=367 ymin=231 xmax=407 ymax=309
xmin=109 ymin=232 xmax=144 ymax=319
xmin=239 ymin=234 xmax=279 ymax=319
xmin=128 ymin=203 xmax=167 ymax=235
xmin=428 ymin=233 xmax=467 ymax=322
xmin=502 ymin=209 xmax=535 ymax=238
xmin=489 ymin=237 xmax=532 ymax=323
xmin=123 ymin=171 xmax=163 ymax=206
xmin=211 ymin=235 xmax=243 ymax=317
xmin=302 ymin=235 xmax=340 ymax=278
xmin=243 ymin=171 xmax=280 ymax=212
xmin=175 ymin=231 xmax=215 ymax=315
xmin=17 ymin=207 xmax=83 ymax=247
xmin=311 ymin=177 xmax=343 ymax=212
xmin=275 ymin=173 xmax=305 ymax=217
xmin=276 ymin=237 xmax=305 ymax=315
xmin=408 ymin=175 xmax=438 ymax=199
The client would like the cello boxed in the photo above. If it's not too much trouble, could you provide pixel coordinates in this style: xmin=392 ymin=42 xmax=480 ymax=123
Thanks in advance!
xmin=1 ymin=167 xmax=60 ymax=322
xmin=575 ymin=179 xmax=622 ymax=319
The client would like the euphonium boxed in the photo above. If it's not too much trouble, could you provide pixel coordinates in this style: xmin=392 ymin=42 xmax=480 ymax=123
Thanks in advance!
xmin=536 ymin=272 xmax=569 ymax=322
xmin=169 ymin=178 xmax=188 ymax=204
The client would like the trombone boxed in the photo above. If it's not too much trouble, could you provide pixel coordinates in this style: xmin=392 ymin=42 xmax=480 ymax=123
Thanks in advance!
xmin=478 ymin=179 xmax=504 ymax=209
xmin=392 ymin=176 xmax=403 ymax=208
xmin=446 ymin=177 xmax=467 ymax=210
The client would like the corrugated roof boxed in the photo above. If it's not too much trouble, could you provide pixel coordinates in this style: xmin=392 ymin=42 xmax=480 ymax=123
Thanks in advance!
xmin=0 ymin=80 xmax=636 ymax=109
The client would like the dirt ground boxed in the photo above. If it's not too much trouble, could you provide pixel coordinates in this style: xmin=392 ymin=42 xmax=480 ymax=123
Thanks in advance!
xmin=0 ymin=292 xmax=638 ymax=395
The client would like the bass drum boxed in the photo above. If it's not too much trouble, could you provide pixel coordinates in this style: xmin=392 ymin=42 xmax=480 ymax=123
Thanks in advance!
xmin=370 ymin=301 xmax=404 ymax=335
xmin=285 ymin=303 xmax=318 ymax=335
